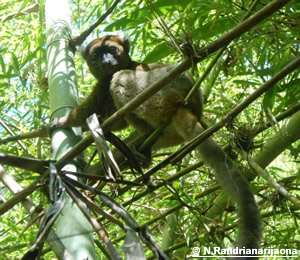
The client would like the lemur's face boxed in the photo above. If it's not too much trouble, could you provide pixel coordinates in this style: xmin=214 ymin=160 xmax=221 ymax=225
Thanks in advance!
xmin=84 ymin=35 xmax=131 ymax=81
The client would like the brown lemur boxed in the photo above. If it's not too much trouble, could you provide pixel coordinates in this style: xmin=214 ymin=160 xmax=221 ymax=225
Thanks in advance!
xmin=52 ymin=35 xmax=261 ymax=257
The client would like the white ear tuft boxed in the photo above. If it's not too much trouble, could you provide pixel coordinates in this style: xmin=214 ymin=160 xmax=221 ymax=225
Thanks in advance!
xmin=119 ymin=32 xmax=128 ymax=43
xmin=118 ymin=33 xmax=130 ymax=53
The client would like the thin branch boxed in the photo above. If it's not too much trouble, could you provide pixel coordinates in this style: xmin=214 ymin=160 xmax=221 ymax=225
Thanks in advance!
xmin=70 ymin=0 xmax=122 ymax=46
xmin=147 ymin=206 xmax=299 ymax=259
xmin=0 ymin=153 xmax=49 ymax=174
xmin=0 ymin=180 xmax=42 ymax=215
xmin=3 ymin=2 xmax=39 ymax=22
xmin=253 ymin=103 xmax=300 ymax=136
xmin=242 ymin=150 xmax=300 ymax=209
xmin=0 ymin=126 xmax=48 ymax=145
xmin=0 ymin=119 xmax=29 ymax=152
xmin=0 ymin=187 xmax=42 ymax=217
xmin=120 ymin=161 xmax=204 ymax=203
xmin=185 ymin=47 xmax=226 ymax=103
xmin=64 ymin=181 xmax=122 ymax=260
xmin=145 ymin=0 xmax=182 ymax=54
xmin=63 ymin=177 xmax=125 ymax=228
xmin=172 ymin=56 xmax=300 ymax=163
xmin=0 ymin=165 xmax=72 ymax=259
xmin=113 ymin=184 xmax=220 ymax=244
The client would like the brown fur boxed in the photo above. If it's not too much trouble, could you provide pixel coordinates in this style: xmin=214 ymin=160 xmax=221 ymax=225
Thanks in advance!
xmin=52 ymin=35 xmax=261 ymax=257
xmin=53 ymin=35 xmax=171 ymax=130
xmin=110 ymin=65 xmax=202 ymax=148
xmin=111 ymin=67 xmax=261 ymax=258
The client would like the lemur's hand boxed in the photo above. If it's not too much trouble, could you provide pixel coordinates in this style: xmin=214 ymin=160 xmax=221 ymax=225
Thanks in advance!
xmin=50 ymin=116 xmax=69 ymax=129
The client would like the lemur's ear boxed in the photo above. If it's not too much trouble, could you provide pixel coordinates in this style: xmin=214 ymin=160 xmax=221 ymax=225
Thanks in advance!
xmin=118 ymin=33 xmax=130 ymax=53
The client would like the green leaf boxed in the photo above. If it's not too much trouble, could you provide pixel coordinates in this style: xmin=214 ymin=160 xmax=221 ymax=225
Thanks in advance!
xmin=263 ymin=87 xmax=277 ymax=112
xmin=143 ymin=43 xmax=174 ymax=63
xmin=278 ymin=79 xmax=300 ymax=92
xmin=11 ymin=53 xmax=20 ymax=73
xmin=194 ymin=17 xmax=236 ymax=40
xmin=105 ymin=0 xmax=190 ymax=31
xmin=0 ymin=54 xmax=6 ymax=74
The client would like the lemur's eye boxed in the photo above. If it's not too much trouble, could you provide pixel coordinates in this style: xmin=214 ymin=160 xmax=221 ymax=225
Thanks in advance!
xmin=91 ymin=53 xmax=97 ymax=60
xmin=109 ymin=46 xmax=118 ymax=55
